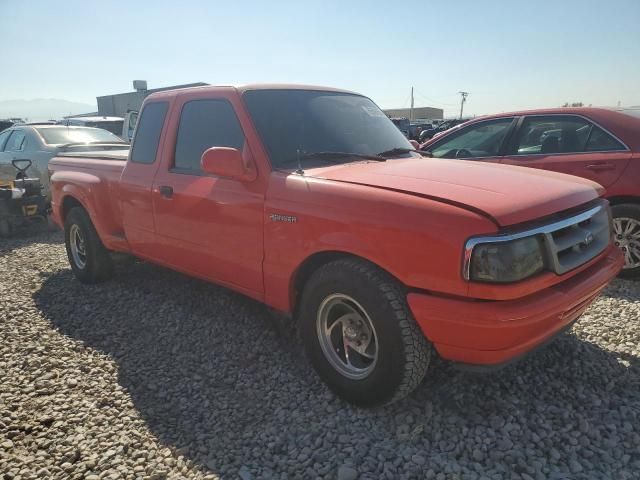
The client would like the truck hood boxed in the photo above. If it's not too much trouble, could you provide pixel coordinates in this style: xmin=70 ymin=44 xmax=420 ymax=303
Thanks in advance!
xmin=305 ymin=157 xmax=603 ymax=227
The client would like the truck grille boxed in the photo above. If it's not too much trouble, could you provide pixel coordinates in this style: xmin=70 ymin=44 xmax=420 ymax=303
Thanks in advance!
xmin=462 ymin=200 xmax=612 ymax=281
xmin=542 ymin=202 xmax=611 ymax=275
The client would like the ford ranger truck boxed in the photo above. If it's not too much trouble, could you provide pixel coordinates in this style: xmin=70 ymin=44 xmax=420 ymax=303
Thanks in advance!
xmin=48 ymin=85 xmax=624 ymax=407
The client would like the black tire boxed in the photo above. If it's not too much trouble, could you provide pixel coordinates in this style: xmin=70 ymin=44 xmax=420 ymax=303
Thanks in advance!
xmin=64 ymin=207 xmax=113 ymax=283
xmin=612 ymin=203 xmax=640 ymax=279
xmin=298 ymin=258 xmax=432 ymax=407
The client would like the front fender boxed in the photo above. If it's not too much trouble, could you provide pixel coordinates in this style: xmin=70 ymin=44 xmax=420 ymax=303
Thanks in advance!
xmin=263 ymin=174 xmax=497 ymax=313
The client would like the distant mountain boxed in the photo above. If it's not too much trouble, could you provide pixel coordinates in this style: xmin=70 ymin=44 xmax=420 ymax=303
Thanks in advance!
xmin=0 ymin=99 xmax=97 ymax=122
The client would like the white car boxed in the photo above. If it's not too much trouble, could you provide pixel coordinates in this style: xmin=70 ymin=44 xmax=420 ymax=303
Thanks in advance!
xmin=0 ymin=125 xmax=128 ymax=201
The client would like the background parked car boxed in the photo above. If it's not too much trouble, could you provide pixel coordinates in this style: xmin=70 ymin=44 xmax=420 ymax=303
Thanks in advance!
xmin=421 ymin=107 xmax=640 ymax=277
xmin=0 ymin=125 xmax=128 ymax=201
xmin=391 ymin=118 xmax=436 ymax=140
xmin=408 ymin=120 xmax=433 ymax=141
xmin=390 ymin=117 xmax=410 ymax=138
xmin=59 ymin=112 xmax=138 ymax=142
xmin=419 ymin=118 xmax=468 ymax=142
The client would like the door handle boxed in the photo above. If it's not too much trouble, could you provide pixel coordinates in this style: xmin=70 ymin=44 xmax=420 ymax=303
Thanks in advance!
xmin=158 ymin=185 xmax=173 ymax=198
xmin=586 ymin=163 xmax=615 ymax=172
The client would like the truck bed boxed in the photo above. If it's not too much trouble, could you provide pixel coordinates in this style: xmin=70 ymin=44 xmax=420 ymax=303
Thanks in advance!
xmin=49 ymin=153 xmax=128 ymax=252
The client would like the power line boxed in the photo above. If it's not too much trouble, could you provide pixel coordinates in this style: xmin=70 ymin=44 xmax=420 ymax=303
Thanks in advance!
xmin=413 ymin=89 xmax=458 ymax=107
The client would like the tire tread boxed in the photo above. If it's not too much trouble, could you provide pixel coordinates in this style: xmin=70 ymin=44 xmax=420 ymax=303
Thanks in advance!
xmin=302 ymin=258 xmax=432 ymax=405
xmin=65 ymin=207 xmax=113 ymax=283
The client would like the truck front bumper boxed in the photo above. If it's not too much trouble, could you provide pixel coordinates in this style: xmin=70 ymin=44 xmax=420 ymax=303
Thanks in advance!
xmin=407 ymin=245 xmax=624 ymax=366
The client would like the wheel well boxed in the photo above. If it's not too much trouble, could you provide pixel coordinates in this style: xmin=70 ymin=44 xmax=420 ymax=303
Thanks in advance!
xmin=61 ymin=196 xmax=84 ymax=220
xmin=291 ymin=251 xmax=402 ymax=314
xmin=607 ymin=196 xmax=640 ymax=207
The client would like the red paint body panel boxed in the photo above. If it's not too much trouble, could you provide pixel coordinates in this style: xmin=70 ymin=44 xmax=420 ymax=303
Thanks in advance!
xmin=305 ymin=157 xmax=602 ymax=227
xmin=48 ymin=85 xmax=624 ymax=368
xmin=262 ymin=171 xmax=497 ymax=310
xmin=50 ymin=157 xmax=127 ymax=250
xmin=409 ymin=246 xmax=624 ymax=364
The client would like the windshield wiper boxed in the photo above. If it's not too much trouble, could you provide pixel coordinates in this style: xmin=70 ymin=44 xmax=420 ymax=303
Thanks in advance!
xmin=279 ymin=150 xmax=388 ymax=175
xmin=376 ymin=147 xmax=432 ymax=157
xmin=301 ymin=151 xmax=387 ymax=162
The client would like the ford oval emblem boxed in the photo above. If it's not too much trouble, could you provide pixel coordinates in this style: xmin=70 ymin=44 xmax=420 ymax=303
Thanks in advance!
xmin=584 ymin=232 xmax=594 ymax=246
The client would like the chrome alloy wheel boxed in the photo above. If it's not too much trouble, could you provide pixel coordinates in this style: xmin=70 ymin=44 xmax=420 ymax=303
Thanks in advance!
xmin=69 ymin=223 xmax=87 ymax=269
xmin=316 ymin=294 xmax=378 ymax=380
xmin=613 ymin=217 xmax=640 ymax=269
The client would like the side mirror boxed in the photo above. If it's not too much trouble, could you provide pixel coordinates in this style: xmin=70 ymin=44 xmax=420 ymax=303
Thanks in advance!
xmin=200 ymin=147 xmax=255 ymax=181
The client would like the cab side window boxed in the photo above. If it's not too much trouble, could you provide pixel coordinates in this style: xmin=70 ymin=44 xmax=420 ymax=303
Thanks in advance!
xmin=429 ymin=118 xmax=514 ymax=159
xmin=173 ymin=99 xmax=244 ymax=173
xmin=130 ymin=102 xmax=169 ymax=164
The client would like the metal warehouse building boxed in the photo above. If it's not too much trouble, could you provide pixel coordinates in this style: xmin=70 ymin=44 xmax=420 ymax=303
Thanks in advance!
xmin=96 ymin=81 xmax=208 ymax=117
xmin=383 ymin=107 xmax=443 ymax=121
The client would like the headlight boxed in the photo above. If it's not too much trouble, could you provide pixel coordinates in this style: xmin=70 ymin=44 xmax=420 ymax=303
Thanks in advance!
xmin=467 ymin=236 xmax=545 ymax=283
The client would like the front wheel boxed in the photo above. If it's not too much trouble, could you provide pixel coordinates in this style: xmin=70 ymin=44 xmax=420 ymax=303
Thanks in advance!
xmin=64 ymin=207 xmax=113 ymax=283
xmin=299 ymin=258 xmax=432 ymax=407
xmin=612 ymin=204 xmax=640 ymax=279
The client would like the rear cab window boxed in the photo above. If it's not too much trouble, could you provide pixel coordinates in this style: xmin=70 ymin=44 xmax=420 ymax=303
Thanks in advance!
xmin=172 ymin=99 xmax=244 ymax=173
xmin=130 ymin=102 xmax=169 ymax=164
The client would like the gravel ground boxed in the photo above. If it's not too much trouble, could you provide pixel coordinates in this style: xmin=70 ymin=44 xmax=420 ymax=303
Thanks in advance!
xmin=1 ymin=230 xmax=639 ymax=480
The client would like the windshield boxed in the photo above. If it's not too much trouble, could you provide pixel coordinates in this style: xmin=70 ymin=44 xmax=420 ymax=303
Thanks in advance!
xmin=243 ymin=90 xmax=414 ymax=168
xmin=36 ymin=126 xmax=126 ymax=145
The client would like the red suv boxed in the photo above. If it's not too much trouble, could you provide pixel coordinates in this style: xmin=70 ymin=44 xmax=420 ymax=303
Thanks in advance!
xmin=421 ymin=107 xmax=640 ymax=277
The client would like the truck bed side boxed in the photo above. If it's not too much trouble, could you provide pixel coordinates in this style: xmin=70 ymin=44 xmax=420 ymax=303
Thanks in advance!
xmin=49 ymin=156 xmax=130 ymax=252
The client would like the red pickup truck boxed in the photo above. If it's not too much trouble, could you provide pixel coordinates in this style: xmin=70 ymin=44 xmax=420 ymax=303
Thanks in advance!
xmin=49 ymin=85 xmax=624 ymax=406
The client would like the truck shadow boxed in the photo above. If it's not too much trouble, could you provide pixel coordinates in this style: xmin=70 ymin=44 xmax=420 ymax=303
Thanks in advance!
xmin=33 ymin=264 xmax=640 ymax=478
xmin=0 ymin=220 xmax=60 ymax=255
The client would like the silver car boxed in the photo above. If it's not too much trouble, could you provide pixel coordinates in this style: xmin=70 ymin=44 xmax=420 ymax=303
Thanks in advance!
xmin=0 ymin=125 xmax=128 ymax=201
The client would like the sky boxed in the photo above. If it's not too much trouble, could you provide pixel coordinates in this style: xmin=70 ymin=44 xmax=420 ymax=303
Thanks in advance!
xmin=1 ymin=0 xmax=639 ymax=118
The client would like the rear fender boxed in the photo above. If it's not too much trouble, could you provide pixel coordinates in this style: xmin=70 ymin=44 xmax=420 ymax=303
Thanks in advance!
xmin=53 ymin=171 xmax=121 ymax=249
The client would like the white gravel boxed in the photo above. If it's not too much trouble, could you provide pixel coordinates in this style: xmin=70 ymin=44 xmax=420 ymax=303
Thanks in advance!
xmin=1 ymin=230 xmax=639 ymax=480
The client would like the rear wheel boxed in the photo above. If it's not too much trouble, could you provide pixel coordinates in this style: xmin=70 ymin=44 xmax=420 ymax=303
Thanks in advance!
xmin=64 ymin=207 xmax=113 ymax=283
xmin=299 ymin=258 xmax=432 ymax=407
xmin=612 ymin=204 xmax=640 ymax=279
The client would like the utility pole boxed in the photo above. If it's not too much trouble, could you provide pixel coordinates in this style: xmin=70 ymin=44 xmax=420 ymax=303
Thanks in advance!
xmin=458 ymin=91 xmax=469 ymax=119
xmin=409 ymin=86 xmax=414 ymax=121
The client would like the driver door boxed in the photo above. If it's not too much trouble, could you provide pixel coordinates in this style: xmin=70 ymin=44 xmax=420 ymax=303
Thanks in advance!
xmin=425 ymin=117 xmax=517 ymax=164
